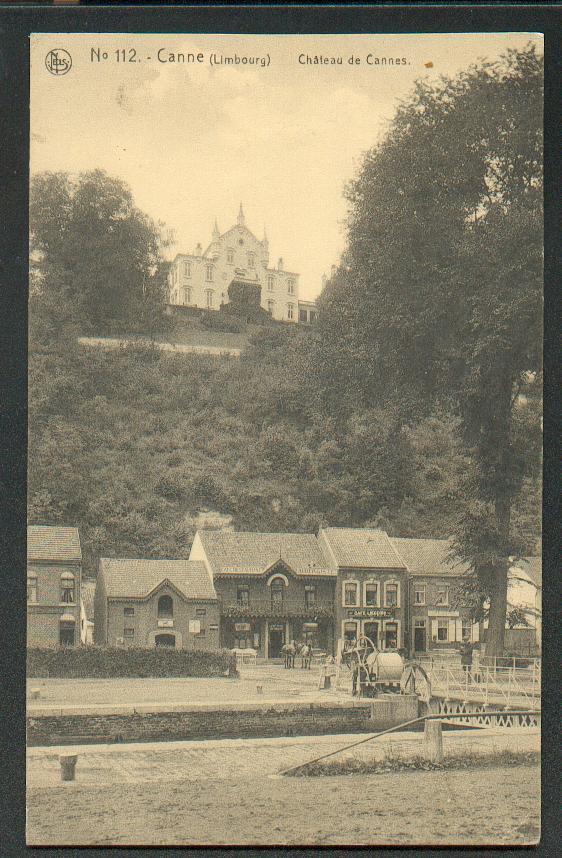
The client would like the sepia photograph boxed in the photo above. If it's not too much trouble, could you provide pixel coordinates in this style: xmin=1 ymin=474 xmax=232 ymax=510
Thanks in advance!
xmin=27 ymin=31 xmax=542 ymax=846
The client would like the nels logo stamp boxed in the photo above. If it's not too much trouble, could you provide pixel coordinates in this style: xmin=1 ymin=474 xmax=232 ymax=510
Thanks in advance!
xmin=45 ymin=49 xmax=72 ymax=76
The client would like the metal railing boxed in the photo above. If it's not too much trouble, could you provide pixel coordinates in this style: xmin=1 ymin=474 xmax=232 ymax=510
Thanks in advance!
xmin=425 ymin=662 xmax=540 ymax=709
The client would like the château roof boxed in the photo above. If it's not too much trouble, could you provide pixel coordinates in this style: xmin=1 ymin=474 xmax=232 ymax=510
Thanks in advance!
xmin=196 ymin=531 xmax=335 ymax=577
xmin=319 ymin=527 xmax=406 ymax=570
xmin=99 ymin=558 xmax=217 ymax=600
xmin=27 ymin=525 xmax=82 ymax=563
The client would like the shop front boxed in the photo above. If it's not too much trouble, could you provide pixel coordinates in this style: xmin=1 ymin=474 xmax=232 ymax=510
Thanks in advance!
xmin=341 ymin=608 xmax=402 ymax=651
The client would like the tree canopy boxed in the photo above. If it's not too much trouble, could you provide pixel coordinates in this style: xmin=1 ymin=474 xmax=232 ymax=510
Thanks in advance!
xmin=312 ymin=45 xmax=543 ymax=655
xmin=30 ymin=169 xmax=170 ymax=339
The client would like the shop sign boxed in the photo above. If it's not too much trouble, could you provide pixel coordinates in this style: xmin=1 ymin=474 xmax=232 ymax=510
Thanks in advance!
xmin=302 ymin=623 xmax=318 ymax=629
xmin=347 ymin=608 xmax=393 ymax=619
xmin=234 ymin=622 xmax=251 ymax=632
xmin=209 ymin=624 xmax=219 ymax=631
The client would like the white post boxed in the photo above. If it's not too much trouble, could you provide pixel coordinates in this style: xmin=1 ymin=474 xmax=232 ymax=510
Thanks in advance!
xmin=424 ymin=719 xmax=444 ymax=763
xmin=264 ymin=619 xmax=269 ymax=660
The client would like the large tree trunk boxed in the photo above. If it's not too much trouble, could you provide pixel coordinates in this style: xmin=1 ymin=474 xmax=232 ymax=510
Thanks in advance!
xmin=486 ymin=495 xmax=511 ymax=658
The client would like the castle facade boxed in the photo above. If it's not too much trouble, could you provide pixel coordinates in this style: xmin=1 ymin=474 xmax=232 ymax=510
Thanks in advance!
xmin=168 ymin=205 xmax=316 ymax=324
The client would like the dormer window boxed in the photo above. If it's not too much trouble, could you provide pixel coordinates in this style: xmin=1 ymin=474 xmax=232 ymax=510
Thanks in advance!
xmin=227 ymin=248 xmax=234 ymax=263
xmin=184 ymin=260 xmax=191 ymax=277
xmin=60 ymin=572 xmax=75 ymax=604
xmin=206 ymin=264 xmax=214 ymax=282
xmin=248 ymin=252 xmax=255 ymax=269
xmin=287 ymin=279 xmax=295 ymax=295
xmin=267 ymin=275 xmax=274 ymax=292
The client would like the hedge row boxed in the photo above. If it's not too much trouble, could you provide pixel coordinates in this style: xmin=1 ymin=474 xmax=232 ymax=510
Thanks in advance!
xmin=27 ymin=646 xmax=238 ymax=678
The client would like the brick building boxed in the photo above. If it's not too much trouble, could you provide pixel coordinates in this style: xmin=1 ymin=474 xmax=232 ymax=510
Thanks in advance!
xmin=94 ymin=558 xmax=220 ymax=650
xmin=191 ymin=527 xmax=486 ymax=657
xmin=318 ymin=528 xmax=409 ymax=652
xmin=391 ymin=537 xmax=480 ymax=654
xmin=190 ymin=531 xmax=336 ymax=657
xmin=27 ymin=525 xmax=82 ymax=647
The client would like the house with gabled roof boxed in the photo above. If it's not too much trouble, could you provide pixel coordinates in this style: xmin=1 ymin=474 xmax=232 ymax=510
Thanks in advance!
xmin=190 ymin=530 xmax=337 ymax=657
xmin=27 ymin=525 xmax=82 ymax=647
xmin=94 ymin=558 xmax=219 ymax=650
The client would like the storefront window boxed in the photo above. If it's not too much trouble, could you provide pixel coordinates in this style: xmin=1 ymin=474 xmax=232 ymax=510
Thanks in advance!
xmin=343 ymin=622 xmax=358 ymax=644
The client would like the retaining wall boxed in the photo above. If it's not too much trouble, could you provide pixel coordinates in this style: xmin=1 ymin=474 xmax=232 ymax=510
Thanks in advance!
xmin=27 ymin=695 xmax=419 ymax=746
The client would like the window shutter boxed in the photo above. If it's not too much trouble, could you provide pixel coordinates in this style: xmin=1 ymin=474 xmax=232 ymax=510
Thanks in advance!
xmin=472 ymin=622 xmax=480 ymax=642
xmin=455 ymin=619 xmax=463 ymax=641
xmin=449 ymin=619 xmax=457 ymax=641
xmin=431 ymin=619 xmax=438 ymax=639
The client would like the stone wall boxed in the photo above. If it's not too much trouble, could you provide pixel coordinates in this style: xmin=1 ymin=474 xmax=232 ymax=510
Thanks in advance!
xmin=27 ymin=696 xmax=419 ymax=746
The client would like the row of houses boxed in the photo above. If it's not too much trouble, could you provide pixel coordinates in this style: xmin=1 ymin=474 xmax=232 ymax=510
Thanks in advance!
xmin=27 ymin=525 xmax=542 ymax=657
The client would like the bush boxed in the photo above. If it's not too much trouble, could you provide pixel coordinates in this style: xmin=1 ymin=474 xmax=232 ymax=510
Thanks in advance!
xmin=27 ymin=646 xmax=238 ymax=678
xmin=199 ymin=312 xmax=246 ymax=333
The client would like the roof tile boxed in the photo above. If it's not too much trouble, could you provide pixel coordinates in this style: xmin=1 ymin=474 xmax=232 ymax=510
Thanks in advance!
xmin=27 ymin=526 xmax=81 ymax=562
xmin=100 ymin=558 xmax=217 ymax=600
xmin=197 ymin=531 xmax=335 ymax=577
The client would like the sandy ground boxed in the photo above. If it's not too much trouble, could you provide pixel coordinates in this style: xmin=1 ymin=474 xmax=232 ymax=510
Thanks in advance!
xmin=27 ymin=664 xmax=340 ymax=708
xmin=27 ymin=729 xmax=540 ymax=846
xmin=27 ymin=762 xmax=540 ymax=846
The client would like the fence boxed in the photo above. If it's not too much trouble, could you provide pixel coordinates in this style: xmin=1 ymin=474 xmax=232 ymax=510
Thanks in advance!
xmin=424 ymin=660 xmax=540 ymax=709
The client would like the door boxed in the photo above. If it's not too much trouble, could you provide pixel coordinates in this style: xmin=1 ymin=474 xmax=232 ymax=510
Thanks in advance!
xmin=414 ymin=622 xmax=427 ymax=652
xmin=155 ymin=633 xmax=176 ymax=648
xmin=269 ymin=627 xmax=284 ymax=658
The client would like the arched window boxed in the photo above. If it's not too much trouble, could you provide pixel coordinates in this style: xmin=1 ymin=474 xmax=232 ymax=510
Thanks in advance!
xmin=287 ymin=303 xmax=294 ymax=320
xmin=158 ymin=595 xmax=173 ymax=619
xmin=270 ymin=578 xmax=285 ymax=609
xmin=60 ymin=572 xmax=75 ymax=604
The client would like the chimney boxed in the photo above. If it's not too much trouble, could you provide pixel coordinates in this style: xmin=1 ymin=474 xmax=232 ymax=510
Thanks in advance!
xmin=195 ymin=243 xmax=202 ymax=256
xmin=331 ymin=264 xmax=337 ymax=278
xmin=278 ymin=257 xmax=283 ymax=271
xmin=321 ymin=274 xmax=327 ymax=289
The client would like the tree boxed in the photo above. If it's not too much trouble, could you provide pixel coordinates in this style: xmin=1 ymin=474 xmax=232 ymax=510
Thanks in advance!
xmin=30 ymin=169 xmax=170 ymax=335
xmin=313 ymin=46 xmax=543 ymax=655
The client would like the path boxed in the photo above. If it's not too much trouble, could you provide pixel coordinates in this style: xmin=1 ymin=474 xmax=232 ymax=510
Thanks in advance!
xmin=77 ymin=335 xmax=241 ymax=357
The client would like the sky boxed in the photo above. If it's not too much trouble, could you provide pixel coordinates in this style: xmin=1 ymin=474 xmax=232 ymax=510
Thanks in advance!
xmin=31 ymin=33 xmax=542 ymax=301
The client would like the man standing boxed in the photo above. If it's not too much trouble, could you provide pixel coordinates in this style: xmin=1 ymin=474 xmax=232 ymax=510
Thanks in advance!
xmin=460 ymin=640 xmax=473 ymax=682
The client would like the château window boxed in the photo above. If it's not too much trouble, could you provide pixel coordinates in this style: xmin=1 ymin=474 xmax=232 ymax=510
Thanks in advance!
xmin=27 ymin=576 xmax=38 ymax=603
xmin=305 ymin=585 xmax=316 ymax=609
xmin=287 ymin=303 xmax=294 ymax=320
xmin=60 ymin=572 xmax=75 ymax=604
xmin=237 ymin=587 xmax=250 ymax=607
xmin=206 ymin=264 xmax=214 ymax=282
xmin=184 ymin=260 xmax=191 ymax=277
xmin=287 ymin=279 xmax=295 ymax=295
xmin=205 ymin=289 xmax=214 ymax=308
xmin=184 ymin=287 xmax=192 ymax=304
xmin=248 ymin=252 xmax=255 ymax=269
xmin=267 ymin=300 xmax=275 ymax=315
xmin=436 ymin=587 xmax=449 ymax=606
xmin=267 ymin=275 xmax=274 ymax=292
xmin=227 ymin=248 xmax=234 ymax=263
xmin=158 ymin=595 xmax=173 ymax=619
xmin=414 ymin=584 xmax=426 ymax=606
xmin=344 ymin=582 xmax=358 ymax=607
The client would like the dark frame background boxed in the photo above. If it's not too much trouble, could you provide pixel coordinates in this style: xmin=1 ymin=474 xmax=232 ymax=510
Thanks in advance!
xmin=1 ymin=4 xmax=559 ymax=856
